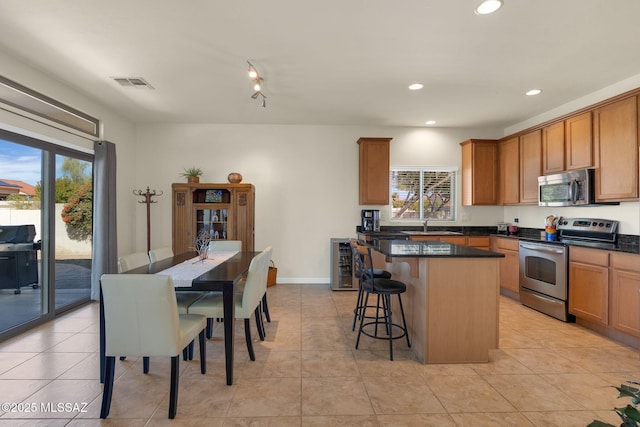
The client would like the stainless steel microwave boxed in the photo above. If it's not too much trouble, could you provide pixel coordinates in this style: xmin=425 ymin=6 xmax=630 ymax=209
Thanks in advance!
xmin=538 ymin=168 xmax=594 ymax=206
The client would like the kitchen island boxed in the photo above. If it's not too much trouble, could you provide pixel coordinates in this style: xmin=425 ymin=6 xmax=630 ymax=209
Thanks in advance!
xmin=368 ymin=239 xmax=504 ymax=364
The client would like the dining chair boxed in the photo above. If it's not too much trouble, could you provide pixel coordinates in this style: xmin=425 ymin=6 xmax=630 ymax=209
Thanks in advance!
xmin=188 ymin=247 xmax=272 ymax=361
xmin=148 ymin=246 xmax=174 ymax=263
xmin=205 ymin=241 xmax=271 ymax=324
xmin=117 ymin=252 xmax=150 ymax=273
xmin=148 ymin=246 xmax=205 ymax=317
xmin=350 ymin=240 xmax=410 ymax=361
xmin=100 ymin=274 xmax=207 ymax=419
xmin=208 ymin=239 xmax=242 ymax=252
xmin=201 ymin=240 xmax=243 ymax=337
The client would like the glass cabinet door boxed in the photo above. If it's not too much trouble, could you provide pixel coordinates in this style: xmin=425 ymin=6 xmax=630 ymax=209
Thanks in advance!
xmin=196 ymin=207 xmax=229 ymax=240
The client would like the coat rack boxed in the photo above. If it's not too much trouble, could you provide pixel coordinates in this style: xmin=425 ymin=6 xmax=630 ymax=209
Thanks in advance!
xmin=133 ymin=187 xmax=163 ymax=253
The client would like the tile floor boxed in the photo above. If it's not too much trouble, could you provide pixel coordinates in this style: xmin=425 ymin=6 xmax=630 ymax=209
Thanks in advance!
xmin=0 ymin=284 xmax=638 ymax=426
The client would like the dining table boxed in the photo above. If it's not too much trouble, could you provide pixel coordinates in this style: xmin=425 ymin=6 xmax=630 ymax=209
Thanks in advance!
xmin=99 ymin=250 xmax=261 ymax=386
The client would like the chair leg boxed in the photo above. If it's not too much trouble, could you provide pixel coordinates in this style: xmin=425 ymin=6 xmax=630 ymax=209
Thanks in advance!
xmin=384 ymin=294 xmax=394 ymax=361
xmin=206 ymin=318 xmax=214 ymax=339
xmin=397 ymin=294 xmax=411 ymax=348
xmin=143 ymin=357 xmax=150 ymax=374
xmin=198 ymin=329 xmax=206 ymax=374
xmin=355 ymin=292 xmax=370 ymax=350
xmin=262 ymin=293 xmax=271 ymax=322
xmin=255 ymin=306 xmax=265 ymax=341
xmin=244 ymin=318 xmax=256 ymax=361
xmin=100 ymin=356 xmax=116 ymax=418
xmin=351 ymin=281 xmax=364 ymax=331
xmin=119 ymin=356 xmax=126 ymax=361
xmin=189 ymin=341 xmax=194 ymax=360
xmin=168 ymin=356 xmax=179 ymax=419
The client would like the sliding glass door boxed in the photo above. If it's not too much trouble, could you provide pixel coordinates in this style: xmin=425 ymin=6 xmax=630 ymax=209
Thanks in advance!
xmin=0 ymin=141 xmax=45 ymax=332
xmin=54 ymin=154 xmax=92 ymax=309
xmin=0 ymin=132 xmax=93 ymax=339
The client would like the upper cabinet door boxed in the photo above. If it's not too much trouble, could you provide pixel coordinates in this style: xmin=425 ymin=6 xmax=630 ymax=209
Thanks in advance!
xmin=519 ymin=130 xmax=542 ymax=204
xmin=542 ymin=121 xmax=565 ymax=175
xmin=565 ymin=112 xmax=593 ymax=170
xmin=498 ymin=137 xmax=519 ymax=205
xmin=357 ymin=137 xmax=392 ymax=205
xmin=460 ymin=139 xmax=498 ymax=205
xmin=593 ymin=96 xmax=639 ymax=201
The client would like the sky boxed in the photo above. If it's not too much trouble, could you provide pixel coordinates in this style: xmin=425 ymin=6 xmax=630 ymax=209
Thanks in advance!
xmin=0 ymin=139 xmax=42 ymax=186
xmin=0 ymin=139 xmax=92 ymax=186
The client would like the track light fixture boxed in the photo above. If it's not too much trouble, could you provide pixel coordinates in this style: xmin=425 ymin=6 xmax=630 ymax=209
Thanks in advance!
xmin=247 ymin=61 xmax=267 ymax=107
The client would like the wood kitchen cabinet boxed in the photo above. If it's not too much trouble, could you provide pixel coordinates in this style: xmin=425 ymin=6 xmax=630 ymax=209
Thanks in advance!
xmin=610 ymin=252 xmax=640 ymax=337
xmin=460 ymin=139 xmax=498 ymax=205
xmin=498 ymin=137 xmax=519 ymax=205
xmin=357 ymin=137 xmax=392 ymax=205
xmin=542 ymin=121 xmax=565 ymax=175
xmin=569 ymin=246 xmax=609 ymax=325
xmin=593 ymin=96 xmax=639 ymax=201
xmin=519 ymin=129 xmax=542 ymax=204
xmin=171 ymin=182 xmax=255 ymax=255
xmin=565 ymin=111 xmax=593 ymax=170
xmin=490 ymin=237 xmax=519 ymax=295
xmin=408 ymin=235 xmax=489 ymax=249
xmin=467 ymin=236 xmax=490 ymax=250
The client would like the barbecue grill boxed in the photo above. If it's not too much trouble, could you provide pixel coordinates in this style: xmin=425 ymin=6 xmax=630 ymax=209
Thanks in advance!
xmin=0 ymin=224 xmax=41 ymax=294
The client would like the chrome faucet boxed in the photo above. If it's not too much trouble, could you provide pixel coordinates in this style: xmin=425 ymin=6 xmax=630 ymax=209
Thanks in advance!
xmin=423 ymin=219 xmax=429 ymax=232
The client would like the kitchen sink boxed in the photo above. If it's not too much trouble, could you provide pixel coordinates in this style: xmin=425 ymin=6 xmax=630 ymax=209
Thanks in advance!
xmin=400 ymin=230 xmax=463 ymax=236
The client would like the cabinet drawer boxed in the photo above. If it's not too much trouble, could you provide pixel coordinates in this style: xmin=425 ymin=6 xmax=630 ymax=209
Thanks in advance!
xmin=467 ymin=236 xmax=490 ymax=247
xmin=494 ymin=237 xmax=519 ymax=251
xmin=611 ymin=252 xmax=640 ymax=273
xmin=569 ymin=246 xmax=609 ymax=267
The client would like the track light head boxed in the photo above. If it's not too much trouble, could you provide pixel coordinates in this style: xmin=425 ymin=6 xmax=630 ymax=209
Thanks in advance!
xmin=247 ymin=61 xmax=258 ymax=79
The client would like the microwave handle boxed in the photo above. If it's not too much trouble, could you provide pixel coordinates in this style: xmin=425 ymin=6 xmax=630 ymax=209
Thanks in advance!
xmin=569 ymin=179 xmax=578 ymax=204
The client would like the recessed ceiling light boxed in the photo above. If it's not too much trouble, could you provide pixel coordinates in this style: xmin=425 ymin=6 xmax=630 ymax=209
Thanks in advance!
xmin=408 ymin=83 xmax=424 ymax=91
xmin=425 ymin=120 xmax=436 ymax=125
xmin=525 ymin=89 xmax=542 ymax=96
xmin=475 ymin=0 xmax=503 ymax=15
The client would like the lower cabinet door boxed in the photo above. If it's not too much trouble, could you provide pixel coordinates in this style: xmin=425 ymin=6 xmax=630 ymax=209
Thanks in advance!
xmin=569 ymin=262 xmax=609 ymax=325
xmin=610 ymin=268 xmax=640 ymax=337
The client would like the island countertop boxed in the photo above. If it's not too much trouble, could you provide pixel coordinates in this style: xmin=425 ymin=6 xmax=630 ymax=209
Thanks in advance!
xmin=370 ymin=239 xmax=505 ymax=258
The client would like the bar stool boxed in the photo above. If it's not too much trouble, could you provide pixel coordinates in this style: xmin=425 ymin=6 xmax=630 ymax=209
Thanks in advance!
xmin=349 ymin=239 xmax=392 ymax=331
xmin=351 ymin=240 xmax=410 ymax=361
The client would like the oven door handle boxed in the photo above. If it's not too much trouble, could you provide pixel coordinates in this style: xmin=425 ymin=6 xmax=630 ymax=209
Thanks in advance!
xmin=519 ymin=243 xmax=565 ymax=254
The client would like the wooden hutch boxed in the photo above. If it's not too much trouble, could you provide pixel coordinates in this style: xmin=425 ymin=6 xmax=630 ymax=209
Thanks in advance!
xmin=171 ymin=182 xmax=255 ymax=254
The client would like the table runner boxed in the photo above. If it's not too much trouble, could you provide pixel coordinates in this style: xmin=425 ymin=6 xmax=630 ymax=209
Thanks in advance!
xmin=156 ymin=251 xmax=238 ymax=287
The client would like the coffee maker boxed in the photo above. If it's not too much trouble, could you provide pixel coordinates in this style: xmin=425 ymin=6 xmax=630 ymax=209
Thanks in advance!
xmin=361 ymin=209 xmax=380 ymax=232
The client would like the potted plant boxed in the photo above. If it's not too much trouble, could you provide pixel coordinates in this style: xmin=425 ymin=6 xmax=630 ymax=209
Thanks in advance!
xmin=181 ymin=167 xmax=203 ymax=184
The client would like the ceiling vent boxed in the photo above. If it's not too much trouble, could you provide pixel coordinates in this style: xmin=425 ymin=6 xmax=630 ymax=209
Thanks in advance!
xmin=111 ymin=77 xmax=154 ymax=89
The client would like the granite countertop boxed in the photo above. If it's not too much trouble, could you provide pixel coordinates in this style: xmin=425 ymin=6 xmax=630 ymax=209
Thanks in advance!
xmin=369 ymin=239 xmax=505 ymax=258
xmin=357 ymin=226 xmax=640 ymax=255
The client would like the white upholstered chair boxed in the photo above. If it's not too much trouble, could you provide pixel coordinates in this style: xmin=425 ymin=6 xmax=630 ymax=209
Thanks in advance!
xmin=188 ymin=246 xmax=272 ymax=361
xmin=117 ymin=252 xmax=150 ymax=273
xmin=148 ymin=246 xmax=174 ymax=263
xmin=208 ymin=239 xmax=242 ymax=252
xmin=148 ymin=246 xmax=204 ymax=315
xmin=100 ymin=274 xmax=206 ymax=419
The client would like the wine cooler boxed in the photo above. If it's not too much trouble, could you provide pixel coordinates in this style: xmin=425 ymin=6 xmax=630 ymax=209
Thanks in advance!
xmin=330 ymin=238 xmax=355 ymax=291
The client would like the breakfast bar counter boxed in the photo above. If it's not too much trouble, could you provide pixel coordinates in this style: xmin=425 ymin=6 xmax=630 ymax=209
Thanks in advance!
xmin=368 ymin=239 xmax=504 ymax=364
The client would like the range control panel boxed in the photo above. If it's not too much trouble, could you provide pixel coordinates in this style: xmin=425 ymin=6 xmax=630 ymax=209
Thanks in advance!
xmin=557 ymin=217 xmax=618 ymax=234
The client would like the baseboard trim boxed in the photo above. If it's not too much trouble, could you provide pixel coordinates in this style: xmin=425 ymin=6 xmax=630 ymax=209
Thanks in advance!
xmin=274 ymin=277 xmax=329 ymax=284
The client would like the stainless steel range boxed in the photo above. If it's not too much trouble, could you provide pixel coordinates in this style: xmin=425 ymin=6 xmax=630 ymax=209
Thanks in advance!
xmin=0 ymin=224 xmax=41 ymax=294
xmin=519 ymin=217 xmax=618 ymax=321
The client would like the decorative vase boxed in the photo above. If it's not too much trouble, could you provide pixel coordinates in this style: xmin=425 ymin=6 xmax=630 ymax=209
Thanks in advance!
xmin=187 ymin=176 xmax=200 ymax=184
xmin=227 ymin=172 xmax=243 ymax=184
